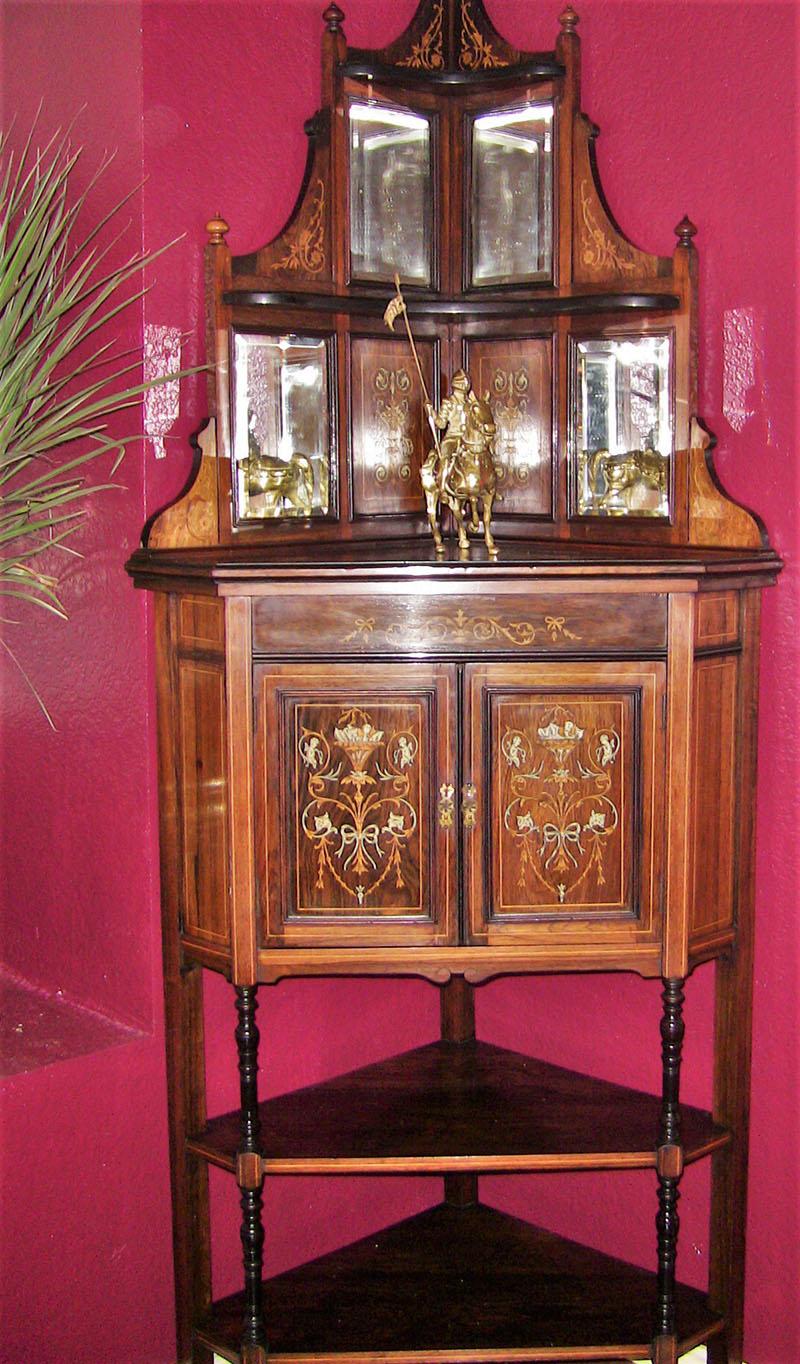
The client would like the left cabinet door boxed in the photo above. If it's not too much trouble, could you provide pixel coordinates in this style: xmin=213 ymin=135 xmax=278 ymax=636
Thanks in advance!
xmin=255 ymin=662 xmax=458 ymax=948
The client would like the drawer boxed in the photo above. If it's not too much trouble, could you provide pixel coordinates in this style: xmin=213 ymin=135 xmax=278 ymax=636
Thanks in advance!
xmin=252 ymin=590 xmax=668 ymax=657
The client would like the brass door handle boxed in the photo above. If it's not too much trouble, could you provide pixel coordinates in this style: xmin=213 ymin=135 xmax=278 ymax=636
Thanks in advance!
xmin=462 ymin=783 xmax=477 ymax=830
xmin=438 ymin=783 xmax=455 ymax=829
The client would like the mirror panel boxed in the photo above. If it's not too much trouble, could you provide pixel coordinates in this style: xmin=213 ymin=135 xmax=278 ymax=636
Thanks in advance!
xmin=573 ymin=334 xmax=672 ymax=519
xmin=469 ymin=102 xmax=554 ymax=288
xmin=349 ymin=100 xmax=433 ymax=286
xmin=232 ymin=332 xmax=333 ymax=523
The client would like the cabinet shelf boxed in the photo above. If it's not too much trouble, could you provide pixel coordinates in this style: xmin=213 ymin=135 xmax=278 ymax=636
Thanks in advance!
xmin=198 ymin=1201 xmax=721 ymax=1362
xmin=188 ymin=1041 xmax=728 ymax=1175
xmin=223 ymin=288 xmax=682 ymax=319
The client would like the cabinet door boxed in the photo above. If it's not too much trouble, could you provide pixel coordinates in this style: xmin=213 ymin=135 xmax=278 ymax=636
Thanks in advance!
xmin=255 ymin=663 xmax=457 ymax=947
xmin=464 ymin=663 xmax=665 ymax=956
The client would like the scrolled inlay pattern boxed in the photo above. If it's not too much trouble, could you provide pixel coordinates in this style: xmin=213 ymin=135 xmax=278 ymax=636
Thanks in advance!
xmin=500 ymin=700 xmax=625 ymax=907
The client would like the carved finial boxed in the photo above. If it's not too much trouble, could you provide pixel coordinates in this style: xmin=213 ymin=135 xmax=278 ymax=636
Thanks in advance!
xmin=559 ymin=7 xmax=580 ymax=33
xmin=206 ymin=214 xmax=229 ymax=244
xmin=675 ymin=216 xmax=698 ymax=247
xmin=323 ymin=3 xmax=344 ymax=31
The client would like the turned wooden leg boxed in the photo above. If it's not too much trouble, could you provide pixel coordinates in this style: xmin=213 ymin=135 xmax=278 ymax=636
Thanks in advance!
xmin=440 ymin=978 xmax=478 ymax=1208
xmin=653 ymin=977 xmax=685 ymax=1364
xmin=235 ymin=985 xmax=268 ymax=1364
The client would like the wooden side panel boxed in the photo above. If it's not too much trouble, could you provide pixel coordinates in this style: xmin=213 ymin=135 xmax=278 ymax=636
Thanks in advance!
xmin=464 ymin=661 xmax=665 ymax=957
xmin=349 ymin=333 xmax=434 ymax=518
xmin=689 ymin=655 xmax=738 ymax=942
xmin=177 ymin=659 xmax=231 ymax=951
xmin=572 ymin=116 xmax=668 ymax=285
xmin=463 ymin=335 xmax=553 ymax=517
xmin=695 ymin=592 xmax=739 ymax=650
xmin=255 ymin=662 xmax=457 ymax=948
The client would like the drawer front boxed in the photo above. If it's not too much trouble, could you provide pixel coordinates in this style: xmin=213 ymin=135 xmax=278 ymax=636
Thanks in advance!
xmin=252 ymin=590 xmax=668 ymax=657
xmin=255 ymin=662 xmax=458 ymax=948
xmin=463 ymin=661 xmax=665 ymax=954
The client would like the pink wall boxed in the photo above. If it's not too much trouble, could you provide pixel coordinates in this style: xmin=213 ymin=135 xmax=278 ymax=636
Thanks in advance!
xmin=1 ymin=2 xmax=797 ymax=1362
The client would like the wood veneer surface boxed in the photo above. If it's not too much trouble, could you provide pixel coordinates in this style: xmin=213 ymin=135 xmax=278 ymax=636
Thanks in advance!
xmin=199 ymin=1202 xmax=719 ymax=1358
xmin=190 ymin=1040 xmax=726 ymax=1171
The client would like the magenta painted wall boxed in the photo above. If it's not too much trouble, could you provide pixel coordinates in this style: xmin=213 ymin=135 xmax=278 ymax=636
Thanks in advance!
xmin=1 ymin=3 xmax=797 ymax=1362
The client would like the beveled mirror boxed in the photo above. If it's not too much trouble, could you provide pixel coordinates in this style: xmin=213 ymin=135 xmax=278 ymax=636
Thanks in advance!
xmin=232 ymin=332 xmax=333 ymax=523
xmin=469 ymin=102 xmax=554 ymax=287
xmin=573 ymin=334 xmax=672 ymax=518
xmin=348 ymin=99 xmax=434 ymax=286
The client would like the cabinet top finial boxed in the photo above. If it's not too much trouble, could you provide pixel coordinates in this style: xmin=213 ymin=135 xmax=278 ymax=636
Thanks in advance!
xmin=559 ymin=7 xmax=580 ymax=33
xmin=675 ymin=215 xmax=698 ymax=246
xmin=206 ymin=214 xmax=230 ymax=244
xmin=323 ymin=3 xmax=345 ymax=32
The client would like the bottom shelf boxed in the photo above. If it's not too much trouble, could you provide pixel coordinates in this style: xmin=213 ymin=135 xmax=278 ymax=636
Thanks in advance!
xmin=199 ymin=1202 xmax=722 ymax=1362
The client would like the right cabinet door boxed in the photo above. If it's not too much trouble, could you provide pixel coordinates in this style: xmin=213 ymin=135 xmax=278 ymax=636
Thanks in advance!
xmin=464 ymin=662 xmax=666 ymax=957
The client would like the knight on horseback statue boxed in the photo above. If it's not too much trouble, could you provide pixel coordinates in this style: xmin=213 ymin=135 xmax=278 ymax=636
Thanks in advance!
xmin=384 ymin=277 xmax=499 ymax=558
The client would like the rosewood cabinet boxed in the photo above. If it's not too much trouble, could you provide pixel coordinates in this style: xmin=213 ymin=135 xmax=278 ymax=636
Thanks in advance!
xmin=127 ymin=5 xmax=779 ymax=1364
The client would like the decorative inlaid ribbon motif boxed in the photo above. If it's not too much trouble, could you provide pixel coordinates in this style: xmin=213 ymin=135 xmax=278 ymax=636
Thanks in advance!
xmin=342 ymin=609 xmax=581 ymax=648
xmin=502 ymin=704 xmax=621 ymax=905
xmin=299 ymin=708 xmax=419 ymax=907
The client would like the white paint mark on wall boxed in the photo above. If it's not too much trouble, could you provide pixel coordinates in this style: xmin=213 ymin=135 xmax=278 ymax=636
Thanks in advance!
xmin=723 ymin=307 xmax=756 ymax=433
xmin=144 ymin=324 xmax=182 ymax=459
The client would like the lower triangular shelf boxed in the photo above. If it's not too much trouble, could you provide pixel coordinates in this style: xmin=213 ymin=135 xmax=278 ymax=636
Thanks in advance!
xmin=199 ymin=1202 xmax=721 ymax=1362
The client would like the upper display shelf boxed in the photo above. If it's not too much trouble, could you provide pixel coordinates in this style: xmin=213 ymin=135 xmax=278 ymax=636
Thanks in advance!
xmin=221 ymin=0 xmax=678 ymax=300
xmin=145 ymin=0 xmax=767 ymax=558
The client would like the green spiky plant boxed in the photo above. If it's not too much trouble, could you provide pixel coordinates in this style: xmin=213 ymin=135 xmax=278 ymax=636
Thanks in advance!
xmin=0 ymin=119 xmax=200 ymax=719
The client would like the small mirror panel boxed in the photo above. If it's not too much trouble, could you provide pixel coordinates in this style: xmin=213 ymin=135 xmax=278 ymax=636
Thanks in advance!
xmin=470 ymin=102 xmax=554 ymax=288
xmin=574 ymin=334 xmax=672 ymax=519
xmin=232 ymin=332 xmax=333 ymax=523
xmin=349 ymin=100 xmax=433 ymax=286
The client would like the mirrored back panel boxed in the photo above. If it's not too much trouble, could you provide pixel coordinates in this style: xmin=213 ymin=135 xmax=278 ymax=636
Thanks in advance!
xmin=348 ymin=99 xmax=435 ymax=287
xmin=572 ymin=334 xmax=672 ymax=520
xmin=232 ymin=332 xmax=335 ymax=525
xmin=468 ymin=102 xmax=554 ymax=288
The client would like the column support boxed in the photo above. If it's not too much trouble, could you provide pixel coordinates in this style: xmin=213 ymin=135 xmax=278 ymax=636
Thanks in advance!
xmin=235 ymin=984 xmax=268 ymax=1364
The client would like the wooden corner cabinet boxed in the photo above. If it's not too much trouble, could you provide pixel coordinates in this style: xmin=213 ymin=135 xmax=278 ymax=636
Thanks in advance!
xmin=126 ymin=5 xmax=780 ymax=1363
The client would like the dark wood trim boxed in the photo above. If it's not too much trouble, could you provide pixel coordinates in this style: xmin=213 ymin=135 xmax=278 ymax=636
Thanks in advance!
xmin=223 ymin=288 xmax=682 ymax=318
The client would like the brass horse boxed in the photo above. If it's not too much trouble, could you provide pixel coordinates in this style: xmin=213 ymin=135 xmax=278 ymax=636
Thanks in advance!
xmin=421 ymin=392 xmax=498 ymax=557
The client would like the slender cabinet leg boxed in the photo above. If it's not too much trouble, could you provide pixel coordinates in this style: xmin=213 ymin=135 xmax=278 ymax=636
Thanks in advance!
xmin=653 ymin=977 xmax=685 ymax=1364
xmin=235 ymin=985 xmax=268 ymax=1364
xmin=440 ymin=978 xmax=479 ymax=1208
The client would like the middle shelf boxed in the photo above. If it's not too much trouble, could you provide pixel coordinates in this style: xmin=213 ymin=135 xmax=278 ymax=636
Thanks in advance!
xmin=188 ymin=1040 xmax=728 ymax=1176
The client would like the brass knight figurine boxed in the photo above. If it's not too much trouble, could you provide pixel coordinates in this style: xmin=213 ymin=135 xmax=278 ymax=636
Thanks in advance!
xmin=421 ymin=370 xmax=498 ymax=557
xmin=384 ymin=277 xmax=498 ymax=556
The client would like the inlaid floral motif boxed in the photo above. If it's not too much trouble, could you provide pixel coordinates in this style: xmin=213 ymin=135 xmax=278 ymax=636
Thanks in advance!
xmin=299 ymin=707 xmax=420 ymax=908
xmin=399 ymin=1 xmax=444 ymax=69
xmin=342 ymin=609 xmax=581 ymax=648
xmin=501 ymin=703 xmax=623 ymax=905
xmin=271 ymin=179 xmax=326 ymax=276
xmin=372 ymin=367 xmax=414 ymax=485
xmin=460 ymin=0 xmax=508 ymax=69
xmin=579 ymin=180 xmax=639 ymax=277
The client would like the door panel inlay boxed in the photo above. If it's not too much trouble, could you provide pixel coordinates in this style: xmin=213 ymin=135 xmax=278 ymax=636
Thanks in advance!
xmin=256 ymin=663 xmax=457 ymax=947
xmin=499 ymin=697 xmax=627 ymax=909
xmin=297 ymin=702 xmax=423 ymax=911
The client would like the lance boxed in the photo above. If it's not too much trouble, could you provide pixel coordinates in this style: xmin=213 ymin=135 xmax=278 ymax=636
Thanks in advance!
xmin=383 ymin=274 xmax=441 ymax=454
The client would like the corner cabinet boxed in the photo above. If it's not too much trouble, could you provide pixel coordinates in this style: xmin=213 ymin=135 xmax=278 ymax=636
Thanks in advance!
xmin=127 ymin=5 xmax=780 ymax=1364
